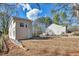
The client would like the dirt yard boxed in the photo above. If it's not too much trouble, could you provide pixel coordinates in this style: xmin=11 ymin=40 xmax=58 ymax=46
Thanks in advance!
xmin=1 ymin=36 xmax=79 ymax=56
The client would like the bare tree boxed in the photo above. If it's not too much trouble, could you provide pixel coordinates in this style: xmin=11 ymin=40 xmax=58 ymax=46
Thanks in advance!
xmin=0 ymin=4 xmax=16 ymax=35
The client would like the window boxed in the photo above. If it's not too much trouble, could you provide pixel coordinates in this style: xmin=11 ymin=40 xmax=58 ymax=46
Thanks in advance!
xmin=25 ymin=24 xmax=27 ymax=28
xmin=20 ymin=23 xmax=24 ymax=27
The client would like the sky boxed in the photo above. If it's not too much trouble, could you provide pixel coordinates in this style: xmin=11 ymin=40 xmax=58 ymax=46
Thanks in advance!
xmin=14 ymin=3 xmax=56 ymax=20
xmin=10 ymin=3 xmax=79 ymax=26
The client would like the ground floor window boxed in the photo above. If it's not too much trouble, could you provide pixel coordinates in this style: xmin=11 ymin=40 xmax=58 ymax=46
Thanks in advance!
xmin=20 ymin=23 xmax=24 ymax=27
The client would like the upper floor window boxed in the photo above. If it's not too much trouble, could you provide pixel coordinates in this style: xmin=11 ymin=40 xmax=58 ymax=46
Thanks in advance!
xmin=20 ymin=23 xmax=24 ymax=27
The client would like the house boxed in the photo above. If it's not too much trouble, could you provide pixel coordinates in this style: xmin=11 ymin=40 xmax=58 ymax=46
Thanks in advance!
xmin=9 ymin=16 xmax=32 ymax=40
xmin=45 ymin=24 xmax=66 ymax=35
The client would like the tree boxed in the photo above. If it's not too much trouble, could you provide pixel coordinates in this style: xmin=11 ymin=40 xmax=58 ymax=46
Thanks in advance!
xmin=60 ymin=12 xmax=68 ymax=26
xmin=0 ymin=4 xmax=16 ymax=35
xmin=53 ymin=14 xmax=59 ymax=25
xmin=0 ymin=12 xmax=10 ymax=34
xmin=35 ymin=17 xmax=52 ymax=27
xmin=51 ymin=3 xmax=77 ymax=26
xmin=72 ymin=3 xmax=79 ymax=18
xmin=51 ymin=9 xmax=56 ymax=14
xmin=61 ymin=12 xmax=67 ymax=20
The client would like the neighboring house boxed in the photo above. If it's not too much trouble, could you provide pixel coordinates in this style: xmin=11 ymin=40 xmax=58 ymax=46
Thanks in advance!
xmin=45 ymin=24 xmax=66 ymax=35
xmin=9 ymin=16 xmax=32 ymax=40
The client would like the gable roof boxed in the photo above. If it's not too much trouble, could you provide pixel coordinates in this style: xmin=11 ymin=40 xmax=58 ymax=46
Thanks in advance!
xmin=12 ymin=16 xmax=32 ymax=23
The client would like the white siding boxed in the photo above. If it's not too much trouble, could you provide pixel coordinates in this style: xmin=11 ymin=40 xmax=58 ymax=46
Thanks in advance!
xmin=9 ymin=20 xmax=16 ymax=40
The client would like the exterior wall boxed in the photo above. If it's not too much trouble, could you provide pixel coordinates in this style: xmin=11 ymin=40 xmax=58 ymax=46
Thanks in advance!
xmin=16 ymin=19 xmax=32 ymax=39
xmin=27 ymin=21 xmax=32 ymax=38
